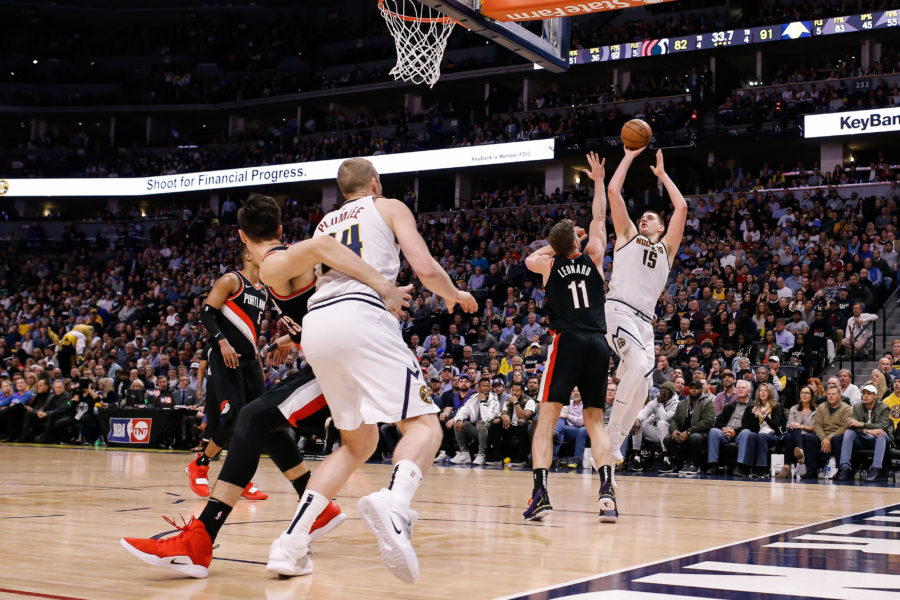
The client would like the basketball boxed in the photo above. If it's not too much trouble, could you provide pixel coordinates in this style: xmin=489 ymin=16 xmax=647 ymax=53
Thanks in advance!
xmin=621 ymin=119 xmax=652 ymax=150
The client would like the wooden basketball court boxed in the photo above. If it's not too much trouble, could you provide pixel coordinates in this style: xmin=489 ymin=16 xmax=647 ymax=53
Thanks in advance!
xmin=1 ymin=445 xmax=897 ymax=600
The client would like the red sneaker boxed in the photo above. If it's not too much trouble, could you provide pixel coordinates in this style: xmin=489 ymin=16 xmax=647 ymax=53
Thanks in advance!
xmin=185 ymin=454 xmax=210 ymax=497
xmin=309 ymin=500 xmax=346 ymax=542
xmin=241 ymin=481 xmax=268 ymax=500
xmin=120 ymin=516 xmax=212 ymax=579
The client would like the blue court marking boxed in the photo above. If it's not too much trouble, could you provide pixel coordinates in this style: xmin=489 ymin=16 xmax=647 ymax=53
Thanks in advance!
xmin=494 ymin=502 xmax=900 ymax=600
xmin=114 ymin=507 xmax=151 ymax=512
xmin=2 ymin=514 xmax=65 ymax=519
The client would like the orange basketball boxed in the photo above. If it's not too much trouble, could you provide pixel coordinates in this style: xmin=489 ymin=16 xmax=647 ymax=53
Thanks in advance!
xmin=621 ymin=119 xmax=652 ymax=150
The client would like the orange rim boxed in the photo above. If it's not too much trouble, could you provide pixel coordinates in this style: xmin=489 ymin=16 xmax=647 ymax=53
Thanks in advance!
xmin=378 ymin=0 xmax=456 ymax=25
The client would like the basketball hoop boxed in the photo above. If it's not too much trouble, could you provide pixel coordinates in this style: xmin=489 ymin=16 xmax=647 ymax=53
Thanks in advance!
xmin=378 ymin=0 xmax=456 ymax=88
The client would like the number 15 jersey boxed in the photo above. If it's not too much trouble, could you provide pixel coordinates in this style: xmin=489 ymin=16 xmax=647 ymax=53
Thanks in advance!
xmin=607 ymin=234 xmax=669 ymax=317
xmin=545 ymin=252 xmax=607 ymax=333
xmin=309 ymin=195 xmax=400 ymax=306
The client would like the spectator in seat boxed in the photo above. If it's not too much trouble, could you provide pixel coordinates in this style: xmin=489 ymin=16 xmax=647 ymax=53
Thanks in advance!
xmin=630 ymin=381 xmax=679 ymax=472
xmin=451 ymin=376 xmax=501 ymax=466
xmin=838 ymin=369 xmax=862 ymax=406
xmin=661 ymin=379 xmax=715 ymax=474
xmin=714 ymin=370 xmax=737 ymax=414
xmin=744 ymin=382 xmax=786 ymax=477
xmin=834 ymin=383 xmax=894 ymax=482
xmin=705 ymin=379 xmax=755 ymax=476
xmin=652 ymin=355 xmax=674 ymax=389
xmin=500 ymin=380 xmax=534 ymax=467
xmin=755 ymin=329 xmax=783 ymax=365
xmin=435 ymin=373 xmax=475 ymax=463
xmin=841 ymin=303 xmax=878 ymax=358
xmin=12 ymin=378 xmax=51 ymax=442
xmin=773 ymin=319 xmax=795 ymax=353
xmin=776 ymin=385 xmax=822 ymax=479
xmin=553 ymin=387 xmax=588 ymax=469
xmin=884 ymin=377 xmax=900 ymax=435
xmin=18 ymin=379 xmax=70 ymax=443
xmin=814 ymin=383 xmax=853 ymax=473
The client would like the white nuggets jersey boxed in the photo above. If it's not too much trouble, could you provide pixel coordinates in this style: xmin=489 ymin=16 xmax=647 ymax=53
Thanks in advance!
xmin=309 ymin=195 xmax=400 ymax=305
xmin=607 ymin=234 xmax=669 ymax=316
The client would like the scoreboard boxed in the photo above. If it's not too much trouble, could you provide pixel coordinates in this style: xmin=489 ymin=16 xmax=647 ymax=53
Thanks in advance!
xmin=568 ymin=11 xmax=899 ymax=65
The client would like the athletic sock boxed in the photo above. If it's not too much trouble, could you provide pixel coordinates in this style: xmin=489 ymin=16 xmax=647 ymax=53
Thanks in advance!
xmin=598 ymin=464 xmax=614 ymax=496
xmin=532 ymin=468 xmax=548 ymax=492
xmin=388 ymin=460 xmax=423 ymax=509
xmin=290 ymin=471 xmax=311 ymax=499
xmin=196 ymin=453 xmax=211 ymax=467
xmin=198 ymin=497 xmax=232 ymax=541
xmin=286 ymin=490 xmax=329 ymax=536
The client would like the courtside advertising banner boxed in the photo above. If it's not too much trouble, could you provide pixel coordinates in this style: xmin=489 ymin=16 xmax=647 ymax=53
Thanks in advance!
xmin=0 ymin=139 xmax=555 ymax=197
xmin=804 ymin=106 xmax=900 ymax=139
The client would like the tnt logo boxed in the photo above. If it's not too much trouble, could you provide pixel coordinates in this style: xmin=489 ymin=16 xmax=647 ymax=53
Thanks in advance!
xmin=108 ymin=418 xmax=152 ymax=444
xmin=128 ymin=419 xmax=152 ymax=443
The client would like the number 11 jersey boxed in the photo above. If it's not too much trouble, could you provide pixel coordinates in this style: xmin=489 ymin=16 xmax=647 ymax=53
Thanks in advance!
xmin=607 ymin=234 xmax=669 ymax=317
xmin=545 ymin=252 xmax=607 ymax=333
xmin=309 ymin=195 xmax=400 ymax=306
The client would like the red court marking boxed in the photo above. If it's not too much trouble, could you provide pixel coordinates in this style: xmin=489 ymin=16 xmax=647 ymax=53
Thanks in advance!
xmin=0 ymin=589 xmax=90 ymax=600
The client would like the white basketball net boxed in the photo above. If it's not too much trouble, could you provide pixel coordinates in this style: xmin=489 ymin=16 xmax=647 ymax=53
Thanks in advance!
xmin=379 ymin=0 xmax=456 ymax=88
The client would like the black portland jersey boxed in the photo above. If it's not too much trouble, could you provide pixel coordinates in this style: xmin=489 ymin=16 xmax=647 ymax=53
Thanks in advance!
xmin=263 ymin=245 xmax=315 ymax=345
xmin=220 ymin=271 xmax=268 ymax=357
xmin=545 ymin=252 xmax=606 ymax=333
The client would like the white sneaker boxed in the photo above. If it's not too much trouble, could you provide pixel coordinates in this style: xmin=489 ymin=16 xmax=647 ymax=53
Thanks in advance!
xmin=433 ymin=450 xmax=448 ymax=463
xmin=357 ymin=489 xmax=420 ymax=583
xmin=449 ymin=451 xmax=471 ymax=464
xmin=473 ymin=453 xmax=485 ymax=466
xmin=266 ymin=533 xmax=313 ymax=577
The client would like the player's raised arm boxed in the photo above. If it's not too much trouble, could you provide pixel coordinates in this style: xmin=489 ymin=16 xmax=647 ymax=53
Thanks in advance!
xmin=259 ymin=236 xmax=411 ymax=318
xmin=650 ymin=149 xmax=687 ymax=263
xmin=582 ymin=151 xmax=608 ymax=266
xmin=608 ymin=147 xmax=644 ymax=245
xmin=376 ymin=196 xmax=477 ymax=314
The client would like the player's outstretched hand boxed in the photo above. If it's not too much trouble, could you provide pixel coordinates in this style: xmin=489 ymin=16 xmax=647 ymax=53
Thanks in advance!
xmin=649 ymin=149 xmax=665 ymax=177
xmin=379 ymin=283 xmax=413 ymax=319
xmin=623 ymin=145 xmax=646 ymax=160
xmin=447 ymin=290 xmax=478 ymax=314
xmin=582 ymin=152 xmax=606 ymax=183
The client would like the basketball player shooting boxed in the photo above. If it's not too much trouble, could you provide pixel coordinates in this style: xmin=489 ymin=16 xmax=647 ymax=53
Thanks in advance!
xmin=522 ymin=152 xmax=618 ymax=523
xmin=604 ymin=147 xmax=687 ymax=463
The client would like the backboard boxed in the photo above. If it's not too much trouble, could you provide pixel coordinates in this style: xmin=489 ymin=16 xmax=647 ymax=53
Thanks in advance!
xmin=418 ymin=0 xmax=571 ymax=72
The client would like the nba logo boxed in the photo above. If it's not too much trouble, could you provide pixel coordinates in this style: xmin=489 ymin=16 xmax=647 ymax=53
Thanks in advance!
xmin=128 ymin=419 xmax=152 ymax=443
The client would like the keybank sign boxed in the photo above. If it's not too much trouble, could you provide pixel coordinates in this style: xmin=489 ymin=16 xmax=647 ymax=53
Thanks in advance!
xmin=805 ymin=106 xmax=900 ymax=138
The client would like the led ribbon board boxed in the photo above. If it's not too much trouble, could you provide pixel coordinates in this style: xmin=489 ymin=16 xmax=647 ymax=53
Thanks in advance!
xmin=0 ymin=139 xmax=555 ymax=197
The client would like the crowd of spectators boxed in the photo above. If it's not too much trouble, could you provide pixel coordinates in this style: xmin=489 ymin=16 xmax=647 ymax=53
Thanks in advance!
xmin=1 ymin=166 xmax=898 ymax=482
xmin=716 ymin=51 xmax=900 ymax=130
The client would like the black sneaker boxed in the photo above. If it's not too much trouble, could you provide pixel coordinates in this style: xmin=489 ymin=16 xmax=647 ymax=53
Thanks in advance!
xmin=836 ymin=466 xmax=853 ymax=482
xmin=680 ymin=463 xmax=699 ymax=474
xmin=598 ymin=491 xmax=618 ymax=523
xmin=733 ymin=463 xmax=750 ymax=477
xmin=657 ymin=457 xmax=675 ymax=473
xmin=523 ymin=488 xmax=553 ymax=521
xmin=704 ymin=462 xmax=719 ymax=475
xmin=627 ymin=456 xmax=643 ymax=472
xmin=865 ymin=467 xmax=886 ymax=482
